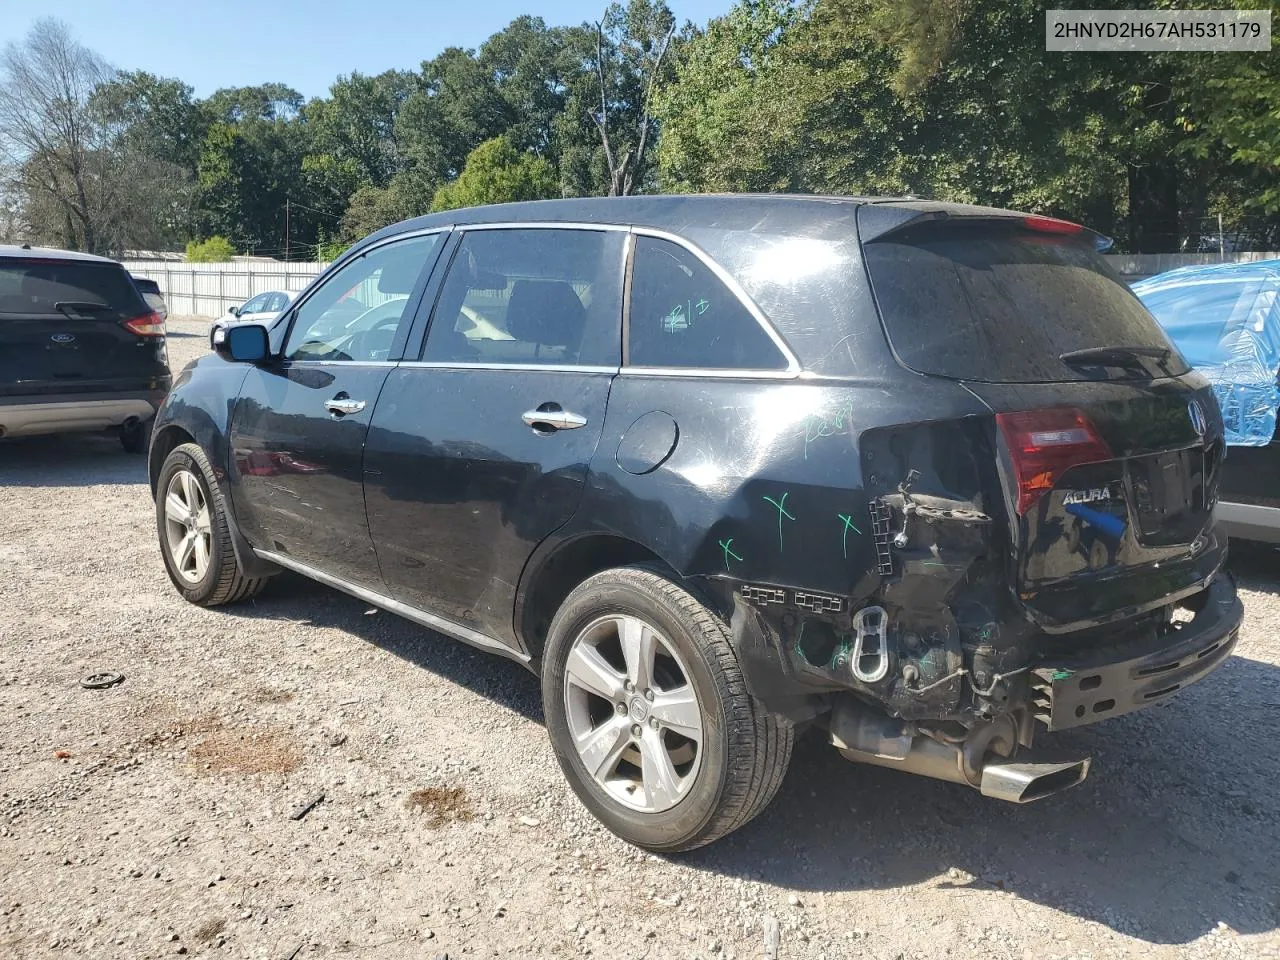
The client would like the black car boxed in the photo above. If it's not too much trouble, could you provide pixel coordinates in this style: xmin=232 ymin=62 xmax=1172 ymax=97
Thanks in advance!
xmin=1 ymin=245 xmax=170 ymax=452
xmin=132 ymin=276 xmax=169 ymax=321
xmin=149 ymin=196 xmax=1242 ymax=851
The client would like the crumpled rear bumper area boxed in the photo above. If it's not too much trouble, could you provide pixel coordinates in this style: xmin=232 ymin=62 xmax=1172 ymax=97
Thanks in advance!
xmin=1031 ymin=574 xmax=1242 ymax=731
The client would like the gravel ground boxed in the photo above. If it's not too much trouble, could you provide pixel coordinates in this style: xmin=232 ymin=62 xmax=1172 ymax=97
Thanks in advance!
xmin=2 ymin=316 xmax=1279 ymax=960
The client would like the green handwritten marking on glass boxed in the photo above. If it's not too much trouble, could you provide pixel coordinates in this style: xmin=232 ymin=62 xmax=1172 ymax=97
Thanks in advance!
xmin=719 ymin=538 xmax=743 ymax=571
xmin=761 ymin=492 xmax=796 ymax=553
xmin=837 ymin=513 xmax=862 ymax=559
xmin=665 ymin=298 xmax=710 ymax=334
xmin=663 ymin=303 xmax=687 ymax=334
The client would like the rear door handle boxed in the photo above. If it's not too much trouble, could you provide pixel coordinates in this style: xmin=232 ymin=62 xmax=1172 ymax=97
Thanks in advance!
xmin=522 ymin=405 xmax=588 ymax=431
xmin=325 ymin=396 xmax=366 ymax=416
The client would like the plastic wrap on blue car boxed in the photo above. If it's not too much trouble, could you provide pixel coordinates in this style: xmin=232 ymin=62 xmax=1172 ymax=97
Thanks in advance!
xmin=1134 ymin=260 xmax=1280 ymax=446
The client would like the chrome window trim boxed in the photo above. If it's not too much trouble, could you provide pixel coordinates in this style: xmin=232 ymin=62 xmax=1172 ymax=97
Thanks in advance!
xmin=337 ymin=226 xmax=453 ymax=264
xmin=457 ymin=221 xmax=631 ymax=233
xmin=626 ymin=226 xmax=802 ymax=376
xmin=618 ymin=366 xmax=798 ymax=380
xmin=254 ymin=550 xmax=530 ymax=665
xmin=280 ymin=360 xmax=400 ymax=368
xmin=399 ymin=361 xmax=619 ymax=374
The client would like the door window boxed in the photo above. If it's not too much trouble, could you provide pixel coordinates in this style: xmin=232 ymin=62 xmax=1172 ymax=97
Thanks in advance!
xmin=627 ymin=236 xmax=788 ymax=370
xmin=422 ymin=229 xmax=625 ymax=366
xmin=284 ymin=233 xmax=440 ymax=362
xmin=241 ymin=293 xmax=270 ymax=314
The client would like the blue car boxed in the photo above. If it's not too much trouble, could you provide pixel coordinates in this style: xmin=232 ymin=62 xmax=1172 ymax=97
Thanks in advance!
xmin=1135 ymin=260 xmax=1280 ymax=542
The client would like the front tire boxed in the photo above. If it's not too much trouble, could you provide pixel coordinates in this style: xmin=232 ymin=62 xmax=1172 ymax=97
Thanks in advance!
xmin=542 ymin=566 xmax=793 ymax=852
xmin=155 ymin=442 xmax=268 ymax=605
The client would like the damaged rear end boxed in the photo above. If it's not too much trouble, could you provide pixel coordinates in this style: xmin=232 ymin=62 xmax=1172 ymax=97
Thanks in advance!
xmin=758 ymin=205 xmax=1243 ymax=801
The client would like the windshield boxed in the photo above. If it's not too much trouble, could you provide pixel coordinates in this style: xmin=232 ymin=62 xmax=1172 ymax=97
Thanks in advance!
xmin=863 ymin=221 xmax=1188 ymax=383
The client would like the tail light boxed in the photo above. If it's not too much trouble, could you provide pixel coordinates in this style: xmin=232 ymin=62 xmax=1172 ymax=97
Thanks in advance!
xmin=997 ymin=408 xmax=1111 ymax=514
xmin=122 ymin=311 xmax=166 ymax=337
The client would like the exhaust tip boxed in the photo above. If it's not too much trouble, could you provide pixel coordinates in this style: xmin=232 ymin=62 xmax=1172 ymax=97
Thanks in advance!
xmin=979 ymin=755 xmax=1091 ymax=803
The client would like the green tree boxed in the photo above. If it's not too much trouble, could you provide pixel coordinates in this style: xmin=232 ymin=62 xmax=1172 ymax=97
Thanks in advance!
xmin=196 ymin=115 xmax=317 ymax=256
xmin=186 ymin=235 xmax=235 ymax=261
xmin=90 ymin=70 xmax=208 ymax=173
xmin=656 ymin=0 xmax=809 ymax=192
xmin=430 ymin=136 xmax=558 ymax=212
xmin=397 ymin=47 xmax=514 ymax=186
xmin=575 ymin=0 xmax=681 ymax=196
xmin=306 ymin=70 xmax=419 ymax=189
xmin=205 ymin=83 xmax=303 ymax=123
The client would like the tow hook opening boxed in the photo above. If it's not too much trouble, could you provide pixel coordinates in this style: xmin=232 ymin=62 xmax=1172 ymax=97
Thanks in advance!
xmin=827 ymin=699 xmax=1090 ymax=803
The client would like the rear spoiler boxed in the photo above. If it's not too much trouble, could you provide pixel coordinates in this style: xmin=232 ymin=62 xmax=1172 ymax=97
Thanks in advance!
xmin=857 ymin=202 xmax=1114 ymax=252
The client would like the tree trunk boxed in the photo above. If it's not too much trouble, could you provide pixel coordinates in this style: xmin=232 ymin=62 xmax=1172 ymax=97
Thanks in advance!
xmin=1128 ymin=160 xmax=1179 ymax=254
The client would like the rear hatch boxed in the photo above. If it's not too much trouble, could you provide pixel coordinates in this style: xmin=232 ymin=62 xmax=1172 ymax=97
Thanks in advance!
xmin=0 ymin=257 xmax=167 ymax=397
xmin=860 ymin=208 xmax=1225 ymax=631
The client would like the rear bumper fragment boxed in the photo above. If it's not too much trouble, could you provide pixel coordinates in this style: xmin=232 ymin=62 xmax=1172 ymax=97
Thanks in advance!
xmin=1031 ymin=574 xmax=1241 ymax=731
xmin=0 ymin=394 xmax=162 ymax=438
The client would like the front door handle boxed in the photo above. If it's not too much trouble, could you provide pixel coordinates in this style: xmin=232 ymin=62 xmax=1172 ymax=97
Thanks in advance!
xmin=522 ymin=404 xmax=588 ymax=432
xmin=325 ymin=396 xmax=366 ymax=417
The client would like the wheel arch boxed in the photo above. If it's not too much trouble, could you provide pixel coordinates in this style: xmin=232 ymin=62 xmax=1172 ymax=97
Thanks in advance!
xmin=149 ymin=424 xmax=196 ymax=494
xmin=516 ymin=532 xmax=709 ymax=665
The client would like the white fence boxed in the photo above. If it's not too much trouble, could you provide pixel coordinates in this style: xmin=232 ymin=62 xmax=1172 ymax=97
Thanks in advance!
xmin=1104 ymin=251 xmax=1280 ymax=282
xmin=123 ymin=251 xmax=1280 ymax=319
xmin=122 ymin=260 xmax=328 ymax=317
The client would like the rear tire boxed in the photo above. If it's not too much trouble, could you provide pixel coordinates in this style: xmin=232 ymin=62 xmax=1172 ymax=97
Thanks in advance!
xmin=156 ymin=442 xmax=269 ymax=605
xmin=542 ymin=565 xmax=793 ymax=852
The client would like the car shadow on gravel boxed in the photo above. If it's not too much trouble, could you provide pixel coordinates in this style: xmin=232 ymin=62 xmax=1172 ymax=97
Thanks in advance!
xmin=690 ymin=647 xmax=1280 ymax=946
xmin=220 ymin=572 xmax=542 ymax=721
xmin=1228 ymin=540 xmax=1280 ymax=596
xmin=0 ymin=434 xmax=148 ymax=486
xmin=219 ymin=567 xmax=1280 ymax=947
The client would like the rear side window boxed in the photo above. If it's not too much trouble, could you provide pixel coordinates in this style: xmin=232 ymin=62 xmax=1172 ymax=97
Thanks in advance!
xmin=423 ymin=228 xmax=625 ymax=366
xmin=0 ymin=260 xmax=145 ymax=320
xmin=627 ymin=236 xmax=788 ymax=370
xmin=864 ymin=221 xmax=1188 ymax=382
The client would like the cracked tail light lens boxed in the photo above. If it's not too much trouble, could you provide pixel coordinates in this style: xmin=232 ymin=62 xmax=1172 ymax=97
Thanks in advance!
xmin=997 ymin=408 xmax=1111 ymax=514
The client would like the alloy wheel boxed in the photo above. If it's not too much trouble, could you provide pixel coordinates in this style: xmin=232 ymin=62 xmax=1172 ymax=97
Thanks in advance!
xmin=163 ymin=469 xmax=212 ymax=584
xmin=562 ymin=614 xmax=704 ymax=813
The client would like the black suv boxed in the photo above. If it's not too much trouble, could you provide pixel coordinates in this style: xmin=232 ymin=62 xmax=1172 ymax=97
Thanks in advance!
xmin=1 ymin=246 xmax=169 ymax=452
xmin=149 ymin=196 xmax=1242 ymax=851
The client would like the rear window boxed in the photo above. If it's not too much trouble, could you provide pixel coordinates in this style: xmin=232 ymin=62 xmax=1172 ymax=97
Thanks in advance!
xmin=0 ymin=259 xmax=145 ymax=320
xmin=863 ymin=221 xmax=1188 ymax=382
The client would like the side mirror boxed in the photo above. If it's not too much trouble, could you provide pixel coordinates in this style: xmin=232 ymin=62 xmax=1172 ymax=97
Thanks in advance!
xmin=219 ymin=323 xmax=271 ymax=363
xmin=228 ymin=306 xmax=239 ymax=316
